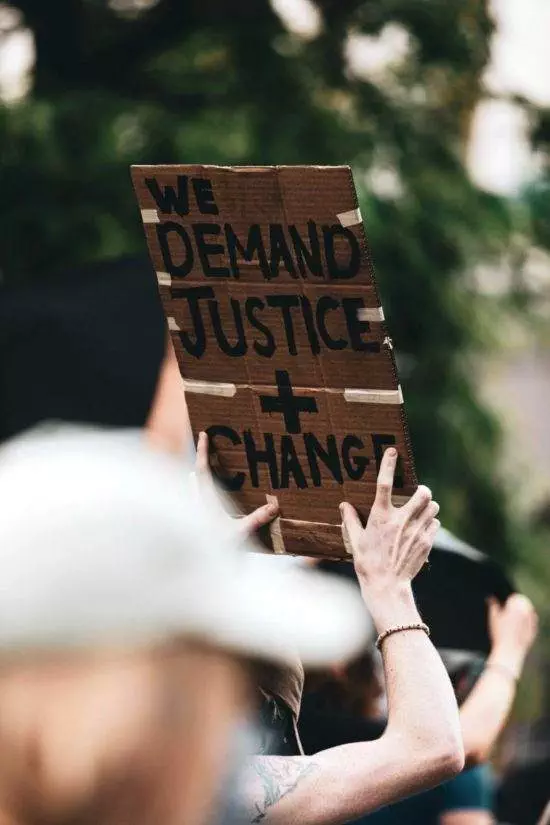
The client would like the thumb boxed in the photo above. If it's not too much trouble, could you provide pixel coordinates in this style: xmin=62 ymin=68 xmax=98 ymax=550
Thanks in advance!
xmin=239 ymin=501 xmax=279 ymax=538
xmin=340 ymin=502 xmax=363 ymax=549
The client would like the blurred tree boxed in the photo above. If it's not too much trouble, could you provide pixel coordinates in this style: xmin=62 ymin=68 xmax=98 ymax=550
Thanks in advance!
xmin=0 ymin=0 xmax=528 ymax=563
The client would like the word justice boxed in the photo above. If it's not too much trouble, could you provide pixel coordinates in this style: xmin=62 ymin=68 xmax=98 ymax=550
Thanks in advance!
xmin=171 ymin=286 xmax=380 ymax=359
xmin=206 ymin=426 xmax=402 ymax=492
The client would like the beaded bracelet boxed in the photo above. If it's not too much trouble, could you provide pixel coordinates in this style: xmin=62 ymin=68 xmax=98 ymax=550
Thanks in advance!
xmin=375 ymin=622 xmax=430 ymax=650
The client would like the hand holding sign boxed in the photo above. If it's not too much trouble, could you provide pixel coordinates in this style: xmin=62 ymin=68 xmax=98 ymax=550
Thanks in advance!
xmin=195 ymin=431 xmax=279 ymax=541
xmin=341 ymin=447 xmax=439 ymax=628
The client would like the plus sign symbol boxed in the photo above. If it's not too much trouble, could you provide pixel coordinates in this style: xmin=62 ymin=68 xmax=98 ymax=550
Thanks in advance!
xmin=260 ymin=371 xmax=318 ymax=434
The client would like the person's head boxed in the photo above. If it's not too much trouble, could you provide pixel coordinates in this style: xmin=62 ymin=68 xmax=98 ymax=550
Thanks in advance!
xmin=0 ymin=426 xmax=369 ymax=825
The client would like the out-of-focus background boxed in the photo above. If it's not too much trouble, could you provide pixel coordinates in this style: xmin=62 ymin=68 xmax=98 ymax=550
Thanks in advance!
xmin=0 ymin=0 xmax=548 ymax=772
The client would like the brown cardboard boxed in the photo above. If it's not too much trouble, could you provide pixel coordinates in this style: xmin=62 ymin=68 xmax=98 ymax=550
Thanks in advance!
xmin=131 ymin=164 xmax=417 ymax=559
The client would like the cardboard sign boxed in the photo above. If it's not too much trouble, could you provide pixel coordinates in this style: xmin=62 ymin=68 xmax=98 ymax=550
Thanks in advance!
xmin=131 ymin=165 xmax=417 ymax=558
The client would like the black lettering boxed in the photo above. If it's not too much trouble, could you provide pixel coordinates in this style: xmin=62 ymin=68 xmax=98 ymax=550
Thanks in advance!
xmin=343 ymin=298 xmax=380 ymax=353
xmin=208 ymin=297 xmax=247 ymax=357
xmin=243 ymin=431 xmax=279 ymax=488
xmin=289 ymin=221 xmax=323 ymax=278
xmin=205 ymin=426 xmax=245 ymax=491
xmin=279 ymin=435 xmax=308 ymax=489
xmin=146 ymin=175 xmax=190 ymax=216
xmin=156 ymin=222 xmax=194 ymax=278
xmin=225 ymin=223 xmax=269 ymax=279
xmin=173 ymin=286 xmax=214 ymax=358
xmin=245 ymin=297 xmax=276 ymax=357
xmin=371 ymin=434 xmax=404 ymax=488
xmin=316 ymin=296 xmax=346 ymax=350
xmin=192 ymin=178 xmax=218 ymax=215
xmin=299 ymin=295 xmax=321 ymax=355
xmin=192 ymin=223 xmax=230 ymax=278
xmin=342 ymin=435 xmax=369 ymax=480
xmin=269 ymin=224 xmax=297 ymax=279
xmin=266 ymin=295 xmax=300 ymax=355
xmin=323 ymin=224 xmax=360 ymax=280
xmin=303 ymin=433 xmax=343 ymax=486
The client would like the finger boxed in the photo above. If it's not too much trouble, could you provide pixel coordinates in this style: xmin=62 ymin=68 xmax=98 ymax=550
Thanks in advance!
xmin=373 ymin=448 xmax=397 ymax=510
xmin=486 ymin=596 xmax=501 ymax=625
xmin=239 ymin=501 xmax=279 ymax=537
xmin=195 ymin=431 xmax=210 ymax=474
xmin=340 ymin=502 xmax=363 ymax=547
xmin=403 ymin=485 xmax=432 ymax=517
xmin=416 ymin=500 xmax=440 ymax=530
xmin=421 ymin=518 xmax=440 ymax=558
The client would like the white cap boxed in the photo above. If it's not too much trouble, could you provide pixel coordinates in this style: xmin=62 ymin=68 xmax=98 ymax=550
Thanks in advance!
xmin=0 ymin=426 xmax=369 ymax=667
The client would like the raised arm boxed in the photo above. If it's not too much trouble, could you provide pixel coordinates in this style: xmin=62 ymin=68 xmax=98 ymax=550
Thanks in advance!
xmin=460 ymin=593 xmax=538 ymax=767
xmin=241 ymin=448 xmax=464 ymax=825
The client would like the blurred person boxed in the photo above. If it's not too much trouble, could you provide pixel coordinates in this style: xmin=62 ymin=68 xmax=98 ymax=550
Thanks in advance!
xmin=496 ymin=756 xmax=550 ymax=825
xmin=0 ymin=424 xmax=464 ymax=825
xmin=0 ymin=425 xmax=371 ymax=825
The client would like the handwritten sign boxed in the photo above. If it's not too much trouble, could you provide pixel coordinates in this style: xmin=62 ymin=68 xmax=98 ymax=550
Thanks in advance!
xmin=131 ymin=165 xmax=417 ymax=558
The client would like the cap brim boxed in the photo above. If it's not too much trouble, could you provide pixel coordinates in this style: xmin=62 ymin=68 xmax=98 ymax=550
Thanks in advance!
xmin=171 ymin=551 xmax=371 ymax=668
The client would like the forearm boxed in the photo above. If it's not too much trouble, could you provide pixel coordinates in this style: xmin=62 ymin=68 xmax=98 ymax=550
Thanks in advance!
xmin=369 ymin=585 xmax=464 ymax=779
xmin=146 ymin=337 xmax=192 ymax=455
xmin=460 ymin=648 xmax=521 ymax=766
xmin=241 ymin=588 xmax=463 ymax=825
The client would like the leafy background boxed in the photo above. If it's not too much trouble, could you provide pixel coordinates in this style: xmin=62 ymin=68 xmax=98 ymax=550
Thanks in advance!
xmin=1 ymin=0 xmax=549 ymax=714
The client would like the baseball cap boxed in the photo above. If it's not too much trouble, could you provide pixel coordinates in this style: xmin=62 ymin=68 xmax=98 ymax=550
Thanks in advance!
xmin=0 ymin=425 xmax=369 ymax=667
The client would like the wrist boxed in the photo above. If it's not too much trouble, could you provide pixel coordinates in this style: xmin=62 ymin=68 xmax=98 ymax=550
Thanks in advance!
xmin=487 ymin=645 xmax=525 ymax=677
xmin=360 ymin=582 xmax=422 ymax=634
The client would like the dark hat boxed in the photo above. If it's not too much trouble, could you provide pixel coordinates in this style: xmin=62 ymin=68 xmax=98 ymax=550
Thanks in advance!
xmin=0 ymin=256 xmax=166 ymax=442
xmin=413 ymin=527 xmax=514 ymax=656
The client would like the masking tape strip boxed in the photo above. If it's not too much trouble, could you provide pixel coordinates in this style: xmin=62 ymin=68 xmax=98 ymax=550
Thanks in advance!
xmin=266 ymin=495 xmax=285 ymax=554
xmin=337 ymin=207 xmax=362 ymax=227
xmin=141 ymin=208 xmax=159 ymax=224
xmin=182 ymin=379 xmax=237 ymax=398
xmin=344 ymin=387 xmax=404 ymax=404
xmin=157 ymin=271 xmax=172 ymax=287
xmin=357 ymin=306 xmax=385 ymax=322
xmin=167 ymin=316 xmax=180 ymax=331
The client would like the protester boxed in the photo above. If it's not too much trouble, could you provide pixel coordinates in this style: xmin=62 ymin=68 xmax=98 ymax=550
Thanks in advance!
xmin=299 ymin=575 xmax=538 ymax=825
xmin=0 ymin=425 xmax=370 ymax=825
xmin=0 ymin=328 xmax=466 ymax=825
xmin=183 ymin=427 xmax=464 ymax=822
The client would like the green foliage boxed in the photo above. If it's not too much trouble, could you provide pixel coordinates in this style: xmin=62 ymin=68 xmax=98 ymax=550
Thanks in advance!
xmin=0 ymin=0 xmax=531 ymax=564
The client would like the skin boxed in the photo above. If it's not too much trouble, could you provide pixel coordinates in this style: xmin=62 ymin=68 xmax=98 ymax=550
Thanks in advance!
xmin=0 ymin=642 xmax=250 ymax=825
xmin=146 ymin=336 xmax=192 ymax=456
xmin=433 ymin=595 xmax=538 ymax=825
xmin=193 ymin=434 xmax=464 ymax=825
xmin=147 ymin=346 xmax=464 ymax=824
xmin=460 ymin=593 xmax=538 ymax=767
xmin=440 ymin=812 xmax=494 ymax=825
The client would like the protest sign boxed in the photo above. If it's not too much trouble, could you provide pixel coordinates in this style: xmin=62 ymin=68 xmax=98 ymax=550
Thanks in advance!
xmin=131 ymin=164 xmax=417 ymax=558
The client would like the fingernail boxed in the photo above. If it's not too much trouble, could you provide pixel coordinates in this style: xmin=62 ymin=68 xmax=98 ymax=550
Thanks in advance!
xmin=339 ymin=503 xmax=346 ymax=514
xmin=387 ymin=447 xmax=397 ymax=458
xmin=267 ymin=503 xmax=278 ymax=514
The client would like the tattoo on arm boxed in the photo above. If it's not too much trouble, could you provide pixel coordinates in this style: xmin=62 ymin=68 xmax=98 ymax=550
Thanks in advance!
xmin=246 ymin=756 xmax=318 ymax=823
